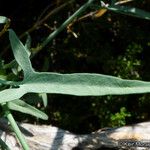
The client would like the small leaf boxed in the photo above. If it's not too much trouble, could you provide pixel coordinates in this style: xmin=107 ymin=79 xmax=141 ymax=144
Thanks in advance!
xmin=0 ymin=87 xmax=25 ymax=103
xmin=39 ymin=93 xmax=48 ymax=107
xmin=9 ymin=29 xmax=34 ymax=78
xmin=7 ymin=100 xmax=48 ymax=120
xmin=107 ymin=5 xmax=150 ymax=20
xmin=9 ymin=32 xmax=31 ymax=75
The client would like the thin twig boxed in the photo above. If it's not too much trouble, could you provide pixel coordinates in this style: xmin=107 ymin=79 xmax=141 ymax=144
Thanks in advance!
xmin=32 ymin=0 xmax=95 ymax=55
xmin=35 ymin=3 xmax=54 ymax=24
xmin=115 ymin=0 xmax=133 ymax=5
xmin=0 ymin=0 xmax=75 ymax=57
xmin=20 ymin=0 xmax=75 ymax=39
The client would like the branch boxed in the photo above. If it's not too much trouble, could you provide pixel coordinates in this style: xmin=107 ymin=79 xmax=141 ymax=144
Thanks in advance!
xmin=20 ymin=0 xmax=76 ymax=39
xmin=0 ymin=0 xmax=75 ymax=57
xmin=31 ymin=0 xmax=95 ymax=55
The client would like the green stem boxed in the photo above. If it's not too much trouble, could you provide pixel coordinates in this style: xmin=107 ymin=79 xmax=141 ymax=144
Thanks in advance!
xmin=33 ymin=0 xmax=95 ymax=54
xmin=2 ymin=103 xmax=30 ymax=150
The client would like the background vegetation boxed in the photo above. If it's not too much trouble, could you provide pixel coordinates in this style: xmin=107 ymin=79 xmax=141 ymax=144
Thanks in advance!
xmin=0 ymin=0 xmax=150 ymax=134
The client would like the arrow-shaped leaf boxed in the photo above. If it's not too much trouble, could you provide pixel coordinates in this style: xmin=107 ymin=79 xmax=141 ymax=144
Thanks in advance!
xmin=0 ymin=29 xmax=149 ymax=104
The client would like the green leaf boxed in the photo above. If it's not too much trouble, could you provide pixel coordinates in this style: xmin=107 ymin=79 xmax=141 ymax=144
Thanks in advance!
xmin=9 ymin=29 xmax=34 ymax=78
xmin=7 ymin=32 xmax=31 ymax=75
xmin=0 ymin=138 xmax=11 ymax=150
xmin=0 ymin=16 xmax=9 ymax=24
xmin=0 ymin=79 xmax=11 ymax=85
xmin=0 ymin=88 xmax=26 ymax=104
xmin=107 ymin=6 xmax=150 ymax=20
xmin=7 ymin=100 xmax=48 ymax=120
xmin=20 ymin=72 xmax=150 ymax=96
xmin=2 ymin=72 xmax=150 ymax=103
xmin=1 ymin=29 xmax=150 ymax=104
xmin=2 ymin=70 xmax=150 ymax=103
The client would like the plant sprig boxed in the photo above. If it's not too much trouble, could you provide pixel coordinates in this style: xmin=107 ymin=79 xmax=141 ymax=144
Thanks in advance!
xmin=0 ymin=0 xmax=150 ymax=149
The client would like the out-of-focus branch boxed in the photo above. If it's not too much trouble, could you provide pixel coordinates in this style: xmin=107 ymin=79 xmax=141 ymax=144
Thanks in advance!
xmin=31 ymin=0 xmax=95 ymax=55
xmin=0 ymin=19 xmax=11 ymax=37
xmin=0 ymin=0 xmax=75 ymax=57
xmin=20 ymin=0 xmax=75 ymax=39
xmin=115 ymin=0 xmax=133 ymax=5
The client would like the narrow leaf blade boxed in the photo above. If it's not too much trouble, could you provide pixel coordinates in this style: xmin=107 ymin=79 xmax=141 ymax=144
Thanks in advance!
xmin=7 ymin=100 xmax=48 ymax=120
xmin=0 ymin=87 xmax=26 ymax=103
xmin=9 ymin=29 xmax=34 ymax=78
xmin=107 ymin=6 xmax=150 ymax=20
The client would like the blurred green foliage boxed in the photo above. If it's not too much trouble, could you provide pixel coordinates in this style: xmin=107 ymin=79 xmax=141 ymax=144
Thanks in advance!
xmin=111 ymin=107 xmax=131 ymax=127
xmin=0 ymin=0 xmax=150 ymax=133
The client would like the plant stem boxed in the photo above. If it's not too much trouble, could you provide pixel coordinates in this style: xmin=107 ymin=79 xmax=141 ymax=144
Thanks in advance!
xmin=2 ymin=103 xmax=30 ymax=150
xmin=33 ymin=0 xmax=95 ymax=54
xmin=20 ymin=0 xmax=76 ymax=39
